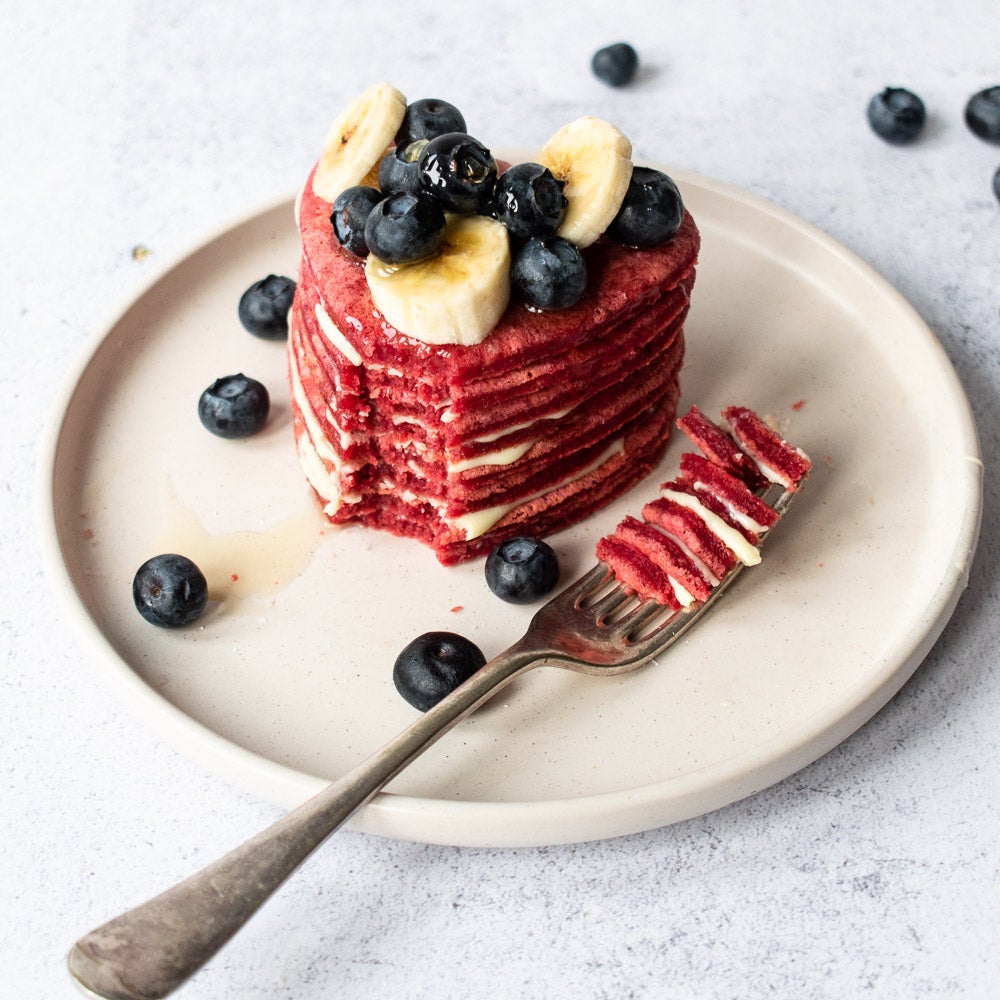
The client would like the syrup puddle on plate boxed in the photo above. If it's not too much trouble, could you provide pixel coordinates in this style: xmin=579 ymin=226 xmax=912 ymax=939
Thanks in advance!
xmin=153 ymin=480 xmax=329 ymax=613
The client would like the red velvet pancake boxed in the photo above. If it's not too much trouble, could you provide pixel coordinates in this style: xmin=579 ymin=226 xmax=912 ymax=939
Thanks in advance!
xmin=723 ymin=405 xmax=812 ymax=491
xmin=289 ymin=165 xmax=700 ymax=564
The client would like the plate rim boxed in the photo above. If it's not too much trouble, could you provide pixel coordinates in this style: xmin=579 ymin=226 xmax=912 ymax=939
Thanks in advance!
xmin=37 ymin=168 xmax=983 ymax=847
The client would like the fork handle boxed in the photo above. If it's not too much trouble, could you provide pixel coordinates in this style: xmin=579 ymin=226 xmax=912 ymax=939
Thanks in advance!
xmin=68 ymin=641 xmax=541 ymax=1000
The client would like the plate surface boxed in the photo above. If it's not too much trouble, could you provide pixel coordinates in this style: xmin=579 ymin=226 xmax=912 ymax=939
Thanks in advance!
xmin=40 ymin=168 xmax=982 ymax=847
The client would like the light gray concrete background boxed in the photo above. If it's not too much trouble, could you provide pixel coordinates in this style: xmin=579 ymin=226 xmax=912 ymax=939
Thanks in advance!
xmin=4 ymin=1 xmax=998 ymax=997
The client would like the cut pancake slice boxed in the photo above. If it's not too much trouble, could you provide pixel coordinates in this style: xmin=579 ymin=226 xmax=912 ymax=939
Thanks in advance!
xmin=723 ymin=405 xmax=812 ymax=491
xmin=677 ymin=403 xmax=768 ymax=490
xmin=678 ymin=453 xmax=779 ymax=534
xmin=641 ymin=496 xmax=737 ymax=579
xmin=613 ymin=516 xmax=713 ymax=604
xmin=597 ymin=403 xmax=810 ymax=606
xmin=595 ymin=535 xmax=681 ymax=610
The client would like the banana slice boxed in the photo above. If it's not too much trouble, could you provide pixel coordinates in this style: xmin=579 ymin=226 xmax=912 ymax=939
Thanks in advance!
xmin=366 ymin=215 xmax=511 ymax=346
xmin=312 ymin=83 xmax=407 ymax=202
xmin=538 ymin=116 xmax=633 ymax=248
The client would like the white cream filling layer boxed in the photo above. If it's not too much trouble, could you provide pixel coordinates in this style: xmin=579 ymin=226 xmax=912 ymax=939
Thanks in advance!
xmin=290 ymin=359 xmax=342 ymax=516
xmin=454 ymin=439 xmax=625 ymax=540
xmin=660 ymin=526 xmax=721 ymax=587
xmin=670 ymin=578 xmax=697 ymax=608
xmin=690 ymin=481 xmax=769 ymax=535
xmin=447 ymin=439 xmax=535 ymax=474
xmin=471 ymin=405 xmax=575 ymax=443
xmin=444 ymin=405 xmax=576 ymax=473
xmin=660 ymin=488 xmax=761 ymax=566
xmin=326 ymin=407 xmax=353 ymax=451
xmin=315 ymin=303 xmax=363 ymax=366
xmin=296 ymin=437 xmax=341 ymax=517
xmin=743 ymin=447 xmax=807 ymax=489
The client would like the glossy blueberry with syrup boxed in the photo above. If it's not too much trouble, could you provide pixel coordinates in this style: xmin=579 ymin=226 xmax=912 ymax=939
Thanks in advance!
xmin=364 ymin=191 xmax=446 ymax=264
xmin=395 ymin=98 xmax=467 ymax=146
xmin=377 ymin=139 xmax=429 ymax=197
xmin=511 ymin=236 xmax=587 ymax=311
xmin=607 ymin=167 xmax=684 ymax=246
xmin=492 ymin=162 xmax=567 ymax=242
xmin=132 ymin=554 xmax=208 ymax=628
xmin=419 ymin=132 xmax=498 ymax=213
xmin=237 ymin=274 xmax=296 ymax=339
xmin=331 ymin=185 xmax=382 ymax=257
xmin=393 ymin=632 xmax=487 ymax=711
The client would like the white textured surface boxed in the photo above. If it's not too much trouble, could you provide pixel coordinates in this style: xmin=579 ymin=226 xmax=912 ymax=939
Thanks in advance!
xmin=4 ymin=1 xmax=999 ymax=997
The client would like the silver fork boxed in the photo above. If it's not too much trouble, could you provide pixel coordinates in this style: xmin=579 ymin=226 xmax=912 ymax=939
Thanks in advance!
xmin=68 ymin=484 xmax=800 ymax=1000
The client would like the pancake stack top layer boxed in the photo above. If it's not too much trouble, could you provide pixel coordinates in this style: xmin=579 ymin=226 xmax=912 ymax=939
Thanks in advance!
xmin=596 ymin=404 xmax=811 ymax=607
xmin=288 ymin=86 xmax=701 ymax=564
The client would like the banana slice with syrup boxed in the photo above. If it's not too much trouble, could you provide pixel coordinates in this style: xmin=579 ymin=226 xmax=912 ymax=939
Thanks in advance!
xmin=366 ymin=214 xmax=511 ymax=347
xmin=538 ymin=116 xmax=634 ymax=248
xmin=312 ymin=82 xmax=407 ymax=202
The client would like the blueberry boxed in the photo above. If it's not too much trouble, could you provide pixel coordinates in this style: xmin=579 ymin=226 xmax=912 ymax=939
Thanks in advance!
xmin=393 ymin=631 xmax=486 ymax=711
xmin=377 ymin=140 xmax=430 ymax=197
xmin=993 ymin=165 xmax=1000 ymax=203
xmin=606 ymin=167 xmax=684 ymax=247
xmin=591 ymin=43 xmax=639 ymax=87
xmin=133 ymin=553 xmax=208 ymax=628
xmin=965 ymin=86 xmax=1000 ymax=143
xmin=511 ymin=236 xmax=587 ymax=310
xmin=237 ymin=275 xmax=296 ymax=339
xmin=198 ymin=373 xmax=269 ymax=438
xmin=331 ymin=185 xmax=382 ymax=257
xmin=395 ymin=98 xmax=467 ymax=146
xmin=364 ymin=192 xmax=446 ymax=264
xmin=866 ymin=87 xmax=926 ymax=144
xmin=492 ymin=162 xmax=568 ymax=242
xmin=419 ymin=132 xmax=498 ymax=214
xmin=485 ymin=536 xmax=560 ymax=605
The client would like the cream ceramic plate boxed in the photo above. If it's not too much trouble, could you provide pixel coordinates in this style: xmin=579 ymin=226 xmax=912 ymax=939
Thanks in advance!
xmin=40 ymin=166 xmax=982 ymax=847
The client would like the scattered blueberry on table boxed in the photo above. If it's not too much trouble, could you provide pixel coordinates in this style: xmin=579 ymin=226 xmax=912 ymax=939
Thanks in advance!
xmin=965 ymin=86 xmax=1000 ymax=143
xmin=485 ymin=536 xmax=561 ymax=604
xmin=591 ymin=43 xmax=639 ymax=87
xmin=393 ymin=631 xmax=487 ymax=711
xmin=866 ymin=87 xmax=926 ymax=143
xmin=992 ymin=165 xmax=1000 ymax=203
xmin=237 ymin=274 xmax=296 ymax=339
xmin=198 ymin=373 xmax=270 ymax=438
xmin=132 ymin=554 xmax=208 ymax=628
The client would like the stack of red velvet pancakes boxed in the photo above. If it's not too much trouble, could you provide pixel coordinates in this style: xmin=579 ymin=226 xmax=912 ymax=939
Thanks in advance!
xmin=290 ymin=179 xmax=699 ymax=563
xmin=288 ymin=85 xmax=700 ymax=564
